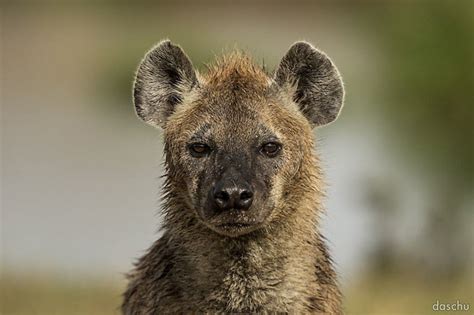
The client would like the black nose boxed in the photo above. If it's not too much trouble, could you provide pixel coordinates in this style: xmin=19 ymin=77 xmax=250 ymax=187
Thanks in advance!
xmin=213 ymin=181 xmax=253 ymax=211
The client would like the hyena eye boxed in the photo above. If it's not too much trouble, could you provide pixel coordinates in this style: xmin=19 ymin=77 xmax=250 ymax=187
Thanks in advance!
xmin=188 ymin=143 xmax=212 ymax=157
xmin=260 ymin=142 xmax=282 ymax=157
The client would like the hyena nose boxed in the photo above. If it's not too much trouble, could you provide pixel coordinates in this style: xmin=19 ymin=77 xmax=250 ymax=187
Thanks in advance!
xmin=213 ymin=183 xmax=253 ymax=211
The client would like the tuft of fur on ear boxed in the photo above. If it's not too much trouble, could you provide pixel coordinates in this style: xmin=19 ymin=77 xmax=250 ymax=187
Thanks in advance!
xmin=274 ymin=41 xmax=344 ymax=127
xmin=134 ymin=40 xmax=198 ymax=128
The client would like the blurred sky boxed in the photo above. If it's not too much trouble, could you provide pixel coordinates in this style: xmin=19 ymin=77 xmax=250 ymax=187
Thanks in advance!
xmin=1 ymin=1 xmax=472 ymax=288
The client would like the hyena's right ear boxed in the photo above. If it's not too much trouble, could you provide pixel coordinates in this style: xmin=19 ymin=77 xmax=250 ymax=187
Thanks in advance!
xmin=133 ymin=40 xmax=198 ymax=128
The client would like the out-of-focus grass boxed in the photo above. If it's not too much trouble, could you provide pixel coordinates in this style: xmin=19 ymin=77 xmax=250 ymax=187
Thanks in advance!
xmin=345 ymin=272 xmax=473 ymax=315
xmin=1 ymin=272 xmax=125 ymax=315
xmin=1 ymin=271 xmax=472 ymax=314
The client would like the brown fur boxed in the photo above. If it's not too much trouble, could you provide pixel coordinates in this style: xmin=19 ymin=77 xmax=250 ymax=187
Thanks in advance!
xmin=123 ymin=41 xmax=344 ymax=314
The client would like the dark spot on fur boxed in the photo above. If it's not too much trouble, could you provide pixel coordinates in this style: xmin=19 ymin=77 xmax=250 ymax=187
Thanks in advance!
xmin=168 ymin=93 xmax=182 ymax=107
xmin=164 ymin=66 xmax=181 ymax=87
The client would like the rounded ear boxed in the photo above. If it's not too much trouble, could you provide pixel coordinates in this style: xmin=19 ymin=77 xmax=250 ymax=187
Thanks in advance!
xmin=133 ymin=40 xmax=198 ymax=128
xmin=273 ymin=41 xmax=344 ymax=128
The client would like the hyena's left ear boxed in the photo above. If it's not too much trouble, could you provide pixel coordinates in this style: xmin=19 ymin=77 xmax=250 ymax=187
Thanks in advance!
xmin=134 ymin=40 xmax=198 ymax=128
xmin=274 ymin=41 xmax=344 ymax=127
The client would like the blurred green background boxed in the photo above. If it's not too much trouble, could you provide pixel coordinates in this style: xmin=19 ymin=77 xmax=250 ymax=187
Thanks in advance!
xmin=1 ymin=1 xmax=473 ymax=314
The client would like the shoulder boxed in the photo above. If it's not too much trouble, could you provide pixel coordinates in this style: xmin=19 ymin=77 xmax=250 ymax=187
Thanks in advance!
xmin=308 ymin=236 xmax=343 ymax=314
xmin=122 ymin=234 xmax=179 ymax=314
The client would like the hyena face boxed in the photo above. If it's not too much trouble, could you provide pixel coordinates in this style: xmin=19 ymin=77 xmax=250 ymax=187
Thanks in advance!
xmin=163 ymin=78 xmax=306 ymax=236
xmin=134 ymin=41 xmax=344 ymax=237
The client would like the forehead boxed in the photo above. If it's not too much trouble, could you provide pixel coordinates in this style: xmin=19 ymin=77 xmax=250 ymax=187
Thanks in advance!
xmin=166 ymin=53 xmax=308 ymax=143
xmin=177 ymin=89 xmax=279 ymax=143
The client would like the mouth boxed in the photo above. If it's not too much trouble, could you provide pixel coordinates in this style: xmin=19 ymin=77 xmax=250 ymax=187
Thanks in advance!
xmin=212 ymin=221 xmax=257 ymax=236
xmin=197 ymin=206 xmax=272 ymax=237
xmin=218 ymin=222 xmax=253 ymax=229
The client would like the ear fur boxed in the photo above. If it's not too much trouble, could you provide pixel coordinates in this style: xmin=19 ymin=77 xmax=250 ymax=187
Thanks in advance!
xmin=274 ymin=41 xmax=344 ymax=127
xmin=133 ymin=40 xmax=198 ymax=128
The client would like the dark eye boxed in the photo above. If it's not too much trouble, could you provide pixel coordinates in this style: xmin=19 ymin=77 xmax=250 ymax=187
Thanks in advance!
xmin=188 ymin=143 xmax=211 ymax=157
xmin=260 ymin=142 xmax=282 ymax=157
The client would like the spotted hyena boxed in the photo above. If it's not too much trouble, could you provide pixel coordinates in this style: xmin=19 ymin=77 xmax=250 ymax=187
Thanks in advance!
xmin=122 ymin=40 xmax=345 ymax=314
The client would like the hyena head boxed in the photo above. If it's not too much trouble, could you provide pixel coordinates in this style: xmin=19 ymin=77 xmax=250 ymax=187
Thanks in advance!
xmin=134 ymin=40 xmax=344 ymax=237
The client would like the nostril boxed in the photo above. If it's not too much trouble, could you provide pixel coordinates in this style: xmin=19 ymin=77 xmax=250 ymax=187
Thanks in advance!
xmin=214 ymin=190 xmax=229 ymax=201
xmin=236 ymin=189 xmax=253 ymax=211
xmin=240 ymin=190 xmax=253 ymax=201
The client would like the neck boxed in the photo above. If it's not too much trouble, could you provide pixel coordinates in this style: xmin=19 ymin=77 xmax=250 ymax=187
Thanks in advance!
xmin=162 ymin=169 xmax=324 ymax=311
